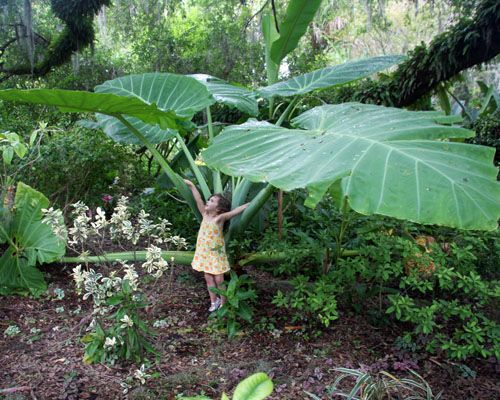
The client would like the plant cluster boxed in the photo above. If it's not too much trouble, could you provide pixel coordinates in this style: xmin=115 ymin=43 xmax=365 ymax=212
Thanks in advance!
xmin=305 ymin=368 xmax=442 ymax=400
xmin=210 ymin=272 xmax=257 ymax=338
xmin=272 ymin=275 xmax=339 ymax=328
xmin=329 ymin=230 xmax=499 ymax=361
xmin=43 ymin=197 xmax=188 ymax=364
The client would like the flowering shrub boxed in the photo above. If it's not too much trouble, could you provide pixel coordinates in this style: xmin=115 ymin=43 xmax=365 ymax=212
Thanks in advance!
xmin=43 ymin=197 xmax=188 ymax=364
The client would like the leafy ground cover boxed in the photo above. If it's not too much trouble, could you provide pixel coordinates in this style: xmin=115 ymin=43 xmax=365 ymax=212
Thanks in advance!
xmin=1 ymin=261 xmax=498 ymax=399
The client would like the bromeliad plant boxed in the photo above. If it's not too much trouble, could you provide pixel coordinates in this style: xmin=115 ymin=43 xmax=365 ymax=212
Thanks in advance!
xmin=0 ymin=0 xmax=498 ymax=271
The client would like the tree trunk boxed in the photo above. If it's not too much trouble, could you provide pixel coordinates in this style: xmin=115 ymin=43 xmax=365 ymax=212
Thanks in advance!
xmin=22 ymin=0 xmax=34 ymax=73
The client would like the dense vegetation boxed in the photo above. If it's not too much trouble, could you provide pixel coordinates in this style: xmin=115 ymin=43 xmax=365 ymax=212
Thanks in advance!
xmin=0 ymin=1 xmax=498 ymax=399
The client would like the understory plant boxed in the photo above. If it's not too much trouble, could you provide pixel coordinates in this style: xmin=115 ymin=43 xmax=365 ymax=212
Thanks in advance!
xmin=0 ymin=182 xmax=66 ymax=295
xmin=272 ymin=274 xmax=339 ymax=328
xmin=43 ymin=197 xmax=188 ymax=364
xmin=305 ymin=368 xmax=442 ymax=400
xmin=328 ymin=229 xmax=499 ymax=361
xmin=178 ymin=372 xmax=273 ymax=400
xmin=210 ymin=272 xmax=257 ymax=338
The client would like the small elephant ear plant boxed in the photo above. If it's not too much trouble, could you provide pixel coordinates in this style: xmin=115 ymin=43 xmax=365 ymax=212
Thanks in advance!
xmin=180 ymin=372 xmax=273 ymax=400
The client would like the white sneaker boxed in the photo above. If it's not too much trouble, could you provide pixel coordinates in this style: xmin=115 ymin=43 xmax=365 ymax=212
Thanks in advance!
xmin=208 ymin=297 xmax=221 ymax=312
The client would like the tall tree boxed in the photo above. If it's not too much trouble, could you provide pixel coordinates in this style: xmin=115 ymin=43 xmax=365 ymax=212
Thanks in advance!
xmin=0 ymin=0 xmax=111 ymax=81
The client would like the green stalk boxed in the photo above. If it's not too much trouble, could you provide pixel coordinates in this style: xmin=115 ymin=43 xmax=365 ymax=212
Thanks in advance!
xmin=239 ymin=249 xmax=359 ymax=267
xmin=0 ymin=223 xmax=17 ymax=250
xmin=61 ymin=250 xmax=194 ymax=265
xmin=174 ymin=132 xmax=211 ymax=200
xmin=226 ymin=183 xmax=276 ymax=244
xmin=275 ymin=97 xmax=299 ymax=127
xmin=207 ymin=106 xmax=222 ymax=193
xmin=115 ymin=115 xmax=201 ymax=221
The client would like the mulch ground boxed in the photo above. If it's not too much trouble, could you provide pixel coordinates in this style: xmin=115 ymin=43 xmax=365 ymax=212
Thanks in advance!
xmin=0 ymin=262 xmax=498 ymax=400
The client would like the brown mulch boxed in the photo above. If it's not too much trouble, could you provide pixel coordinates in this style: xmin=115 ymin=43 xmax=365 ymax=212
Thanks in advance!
xmin=0 ymin=263 xmax=499 ymax=400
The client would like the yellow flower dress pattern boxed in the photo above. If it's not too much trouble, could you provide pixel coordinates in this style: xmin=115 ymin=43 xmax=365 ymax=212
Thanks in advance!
xmin=191 ymin=220 xmax=230 ymax=274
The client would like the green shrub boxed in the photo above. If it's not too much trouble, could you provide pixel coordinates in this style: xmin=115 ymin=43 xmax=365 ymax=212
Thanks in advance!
xmin=210 ymin=272 xmax=257 ymax=338
xmin=272 ymin=275 xmax=339 ymax=328
xmin=19 ymin=125 xmax=151 ymax=209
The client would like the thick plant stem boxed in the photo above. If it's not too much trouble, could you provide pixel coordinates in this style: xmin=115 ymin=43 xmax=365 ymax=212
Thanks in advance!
xmin=275 ymin=97 xmax=299 ymax=127
xmin=239 ymin=249 xmax=359 ymax=267
xmin=206 ymin=107 xmax=222 ymax=193
xmin=115 ymin=115 xmax=201 ymax=221
xmin=175 ymin=132 xmax=211 ymax=200
xmin=226 ymin=183 xmax=276 ymax=245
xmin=61 ymin=251 xmax=194 ymax=265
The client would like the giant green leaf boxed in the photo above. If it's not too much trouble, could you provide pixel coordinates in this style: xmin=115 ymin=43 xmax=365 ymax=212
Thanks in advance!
xmin=95 ymin=72 xmax=215 ymax=118
xmin=258 ymin=55 xmax=405 ymax=98
xmin=203 ymin=103 xmax=500 ymax=230
xmin=0 ymin=89 xmax=179 ymax=129
xmin=270 ymin=0 xmax=322 ymax=66
xmin=0 ymin=182 xmax=66 ymax=296
xmin=190 ymin=74 xmax=258 ymax=116
xmin=79 ymin=114 xmax=176 ymax=145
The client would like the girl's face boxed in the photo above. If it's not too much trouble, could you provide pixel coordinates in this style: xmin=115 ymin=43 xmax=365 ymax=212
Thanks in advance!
xmin=205 ymin=196 xmax=220 ymax=214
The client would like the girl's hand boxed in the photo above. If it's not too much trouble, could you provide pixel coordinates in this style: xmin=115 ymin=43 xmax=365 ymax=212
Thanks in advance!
xmin=184 ymin=179 xmax=194 ymax=187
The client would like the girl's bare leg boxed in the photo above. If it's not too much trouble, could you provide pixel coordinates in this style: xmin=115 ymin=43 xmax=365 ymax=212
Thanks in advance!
xmin=214 ymin=273 xmax=226 ymax=305
xmin=204 ymin=273 xmax=218 ymax=303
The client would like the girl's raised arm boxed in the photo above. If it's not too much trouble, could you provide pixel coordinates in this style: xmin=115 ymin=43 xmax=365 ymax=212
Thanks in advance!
xmin=217 ymin=203 xmax=249 ymax=223
xmin=184 ymin=179 xmax=206 ymax=215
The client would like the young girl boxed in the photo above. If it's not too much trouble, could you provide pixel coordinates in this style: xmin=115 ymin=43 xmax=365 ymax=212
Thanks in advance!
xmin=184 ymin=179 xmax=249 ymax=312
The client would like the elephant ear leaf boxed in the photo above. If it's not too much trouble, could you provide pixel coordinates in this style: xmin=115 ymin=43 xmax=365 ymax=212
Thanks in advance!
xmin=79 ymin=114 xmax=176 ymax=145
xmin=190 ymin=74 xmax=258 ymax=116
xmin=259 ymin=55 xmax=405 ymax=98
xmin=0 ymin=89 xmax=179 ymax=129
xmin=0 ymin=182 xmax=66 ymax=296
xmin=232 ymin=372 xmax=274 ymax=400
xmin=95 ymin=72 xmax=215 ymax=118
xmin=203 ymin=103 xmax=500 ymax=230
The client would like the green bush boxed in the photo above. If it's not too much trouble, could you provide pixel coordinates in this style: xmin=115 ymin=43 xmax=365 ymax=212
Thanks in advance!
xmin=330 ymin=230 xmax=499 ymax=361
xmin=19 ymin=126 xmax=151 ymax=209
xmin=210 ymin=272 xmax=257 ymax=338
xmin=272 ymin=275 xmax=339 ymax=328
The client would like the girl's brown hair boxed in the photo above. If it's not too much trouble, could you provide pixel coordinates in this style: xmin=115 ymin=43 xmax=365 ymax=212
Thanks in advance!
xmin=210 ymin=193 xmax=231 ymax=215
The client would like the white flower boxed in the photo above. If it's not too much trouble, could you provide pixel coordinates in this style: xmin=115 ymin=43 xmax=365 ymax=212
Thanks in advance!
xmin=104 ymin=336 xmax=117 ymax=348
xmin=120 ymin=314 xmax=134 ymax=329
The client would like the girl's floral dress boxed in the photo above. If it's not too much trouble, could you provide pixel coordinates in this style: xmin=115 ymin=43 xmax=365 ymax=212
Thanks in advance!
xmin=191 ymin=220 xmax=230 ymax=274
